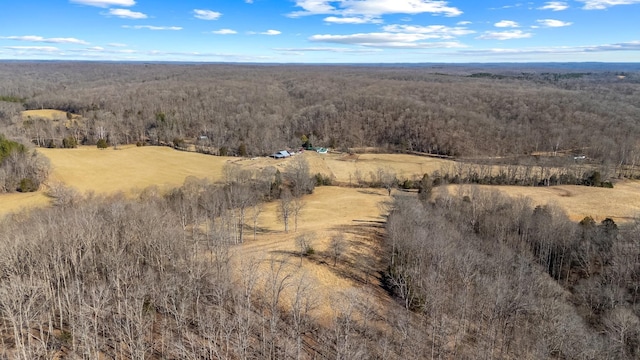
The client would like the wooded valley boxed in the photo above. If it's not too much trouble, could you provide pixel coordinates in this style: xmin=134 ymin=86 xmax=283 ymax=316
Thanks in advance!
xmin=0 ymin=62 xmax=639 ymax=359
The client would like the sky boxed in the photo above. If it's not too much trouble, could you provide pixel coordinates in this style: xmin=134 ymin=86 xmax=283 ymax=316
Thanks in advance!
xmin=0 ymin=0 xmax=639 ymax=63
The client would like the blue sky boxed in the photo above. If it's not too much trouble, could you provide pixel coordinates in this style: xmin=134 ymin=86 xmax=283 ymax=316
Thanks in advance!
xmin=0 ymin=0 xmax=639 ymax=63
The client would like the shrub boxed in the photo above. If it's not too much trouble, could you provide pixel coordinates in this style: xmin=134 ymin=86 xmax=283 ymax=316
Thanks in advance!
xmin=62 ymin=136 xmax=78 ymax=148
xmin=18 ymin=178 xmax=38 ymax=192
xmin=314 ymin=173 xmax=333 ymax=186
xmin=238 ymin=143 xmax=247 ymax=156
xmin=401 ymin=179 xmax=414 ymax=189
xmin=96 ymin=138 xmax=108 ymax=149
xmin=219 ymin=146 xmax=228 ymax=156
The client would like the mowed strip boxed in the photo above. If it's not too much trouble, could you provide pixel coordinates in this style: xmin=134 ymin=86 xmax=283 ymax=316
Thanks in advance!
xmin=39 ymin=145 xmax=234 ymax=194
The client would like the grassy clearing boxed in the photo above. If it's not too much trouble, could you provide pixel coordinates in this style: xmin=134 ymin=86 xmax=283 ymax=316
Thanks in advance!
xmin=448 ymin=181 xmax=640 ymax=222
xmin=235 ymin=186 xmax=391 ymax=323
xmin=232 ymin=151 xmax=454 ymax=184
xmin=22 ymin=109 xmax=73 ymax=120
xmin=0 ymin=191 xmax=50 ymax=217
xmin=39 ymin=145 xmax=235 ymax=194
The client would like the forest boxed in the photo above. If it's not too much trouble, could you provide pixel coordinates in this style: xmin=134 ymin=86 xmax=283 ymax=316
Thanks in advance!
xmin=0 ymin=62 xmax=639 ymax=359
xmin=0 ymin=62 xmax=638 ymax=163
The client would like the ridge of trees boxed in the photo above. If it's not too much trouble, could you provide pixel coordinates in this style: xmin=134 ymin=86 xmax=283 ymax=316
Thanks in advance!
xmin=0 ymin=63 xmax=638 ymax=173
xmin=385 ymin=189 xmax=640 ymax=358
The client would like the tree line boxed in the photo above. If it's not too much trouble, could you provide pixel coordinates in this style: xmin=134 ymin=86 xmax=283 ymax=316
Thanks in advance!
xmin=385 ymin=187 xmax=639 ymax=359
xmin=0 ymin=134 xmax=49 ymax=193
xmin=0 ymin=62 xmax=638 ymax=172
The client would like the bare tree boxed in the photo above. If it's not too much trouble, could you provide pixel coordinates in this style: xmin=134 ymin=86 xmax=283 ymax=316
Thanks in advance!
xmin=328 ymin=234 xmax=348 ymax=267
xmin=295 ymin=233 xmax=314 ymax=266
xmin=279 ymin=188 xmax=293 ymax=233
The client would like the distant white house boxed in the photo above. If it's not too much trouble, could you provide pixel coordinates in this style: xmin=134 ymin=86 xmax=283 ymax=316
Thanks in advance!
xmin=270 ymin=150 xmax=291 ymax=159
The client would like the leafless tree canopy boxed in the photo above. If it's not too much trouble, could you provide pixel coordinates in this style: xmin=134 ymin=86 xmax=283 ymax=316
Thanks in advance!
xmin=0 ymin=62 xmax=639 ymax=166
xmin=1 ymin=62 xmax=640 ymax=358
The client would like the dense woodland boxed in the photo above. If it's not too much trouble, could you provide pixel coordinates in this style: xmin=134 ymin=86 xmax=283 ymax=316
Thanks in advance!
xmin=1 ymin=172 xmax=639 ymax=358
xmin=0 ymin=62 xmax=639 ymax=163
xmin=1 ymin=62 xmax=640 ymax=358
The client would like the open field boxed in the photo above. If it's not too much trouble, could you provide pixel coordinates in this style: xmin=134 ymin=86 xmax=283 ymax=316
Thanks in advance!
xmin=0 ymin=191 xmax=50 ymax=217
xmin=22 ymin=109 xmax=72 ymax=120
xmin=447 ymin=181 xmax=640 ymax=223
xmin=234 ymin=186 xmax=390 ymax=323
xmin=39 ymin=145 xmax=235 ymax=194
xmin=232 ymin=151 xmax=454 ymax=184
xmin=4 ymin=146 xmax=640 ymax=223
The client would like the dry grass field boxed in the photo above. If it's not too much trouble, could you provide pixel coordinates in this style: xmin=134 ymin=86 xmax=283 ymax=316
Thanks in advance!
xmin=21 ymin=109 xmax=82 ymax=128
xmin=233 ymin=186 xmax=391 ymax=323
xmin=232 ymin=151 xmax=454 ymax=184
xmin=39 ymin=145 xmax=235 ymax=194
xmin=0 ymin=191 xmax=50 ymax=217
xmin=4 ymin=146 xmax=640 ymax=223
xmin=22 ymin=109 xmax=70 ymax=120
xmin=3 ymin=145 xmax=640 ymax=326
xmin=448 ymin=181 xmax=640 ymax=222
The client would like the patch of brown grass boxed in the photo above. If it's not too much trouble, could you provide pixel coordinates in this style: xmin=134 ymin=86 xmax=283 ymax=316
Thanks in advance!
xmin=39 ymin=145 xmax=235 ymax=195
xmin=0 ymin=191 xmax=50 ymax=217
xmin=237 ymin=186 xmax=391 ymax=323
xmin=448 ymin=181 xmax=640 ymax=223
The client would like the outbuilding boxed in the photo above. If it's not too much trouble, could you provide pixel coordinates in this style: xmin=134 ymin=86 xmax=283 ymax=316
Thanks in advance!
xmin=270 ymin=150 xmax=291 ymax=159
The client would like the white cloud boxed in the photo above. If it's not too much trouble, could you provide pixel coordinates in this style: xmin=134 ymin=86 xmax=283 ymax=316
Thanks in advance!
xmin=1 ymin=35 xmax=89 ymax=45
xmin=4 ymin=46 xmax=60 ymax=52
xmin=457 ymin=21 xmax=472 ymax=25
xmin=87 ymin=46 xmax=105 ymax=51
xmin=289 ymin=0 xmax=462 ymax=18
xmin=108 ymin=8 xmax=147 ymax=19
xmin=69 ymin=0 xmax=135 ymax=7
xmin=193 ymin=9 xmax=222 ymax=20
xmin=538 ymin=1 xmax=569 ymax=11
xmin=495 ymin=20 xmax=519 ymax=28
xmin=382 ymin=24 xmax=475 ymax=38
xmin=309 ymin=32 xmax=465 ymax=48
xmin=108 ymin=43 xmax=127 ymax=47
xmin=537 ymin=19 xmax=573 ymax=27
xmin=212 ymin=29 xmax=237 ymax=35
xmin=275 ymin=47 xmax=383 ymax=53
xmin=261 ymin=30 xmax=282 ymax=35
xmin=477 ymin=30 xmax=533 ymax=40
xmin=577 ymin=0 xmax=640 ymax=9
xmin=458 ymin=40 xmax=640 ymax=56
xmin=122 ymin=25 xmax=182 ymax=30
xmin=245 ymin=0 xmax=254 ymax=3
xmin=324 ymin=16 xmax=383 ymax=24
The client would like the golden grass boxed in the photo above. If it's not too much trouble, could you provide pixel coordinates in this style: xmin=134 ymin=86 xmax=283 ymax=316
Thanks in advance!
xmin=0 ymin=191 xmax=51 ymax=217
xmin=236 ymin=186 xmax=390 ymax=323
xmin=21 ymin=109 xmax=82 ymax=128
xmin=448 ymin=181 xmax=640 ymax=223
xmin=39 ymin=145 xmax=235 ymax=194
xmin=22 ymin=109 xmax=71 ymax=120
xmin=232 ymin=151 xmax=454 ymax=184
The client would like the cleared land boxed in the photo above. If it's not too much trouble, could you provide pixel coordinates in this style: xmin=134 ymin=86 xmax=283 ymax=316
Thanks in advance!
xmin=39 ymin=145 xmax=235 ymax=194
xmin=235 ymin=186 xmax=390 ymax=323
xmin=22 ymin=109 xmax=72 ymax=120
xmin=3 ymin=146 xmax=640 ymax=222
xmin=3 ymin=145 xmax=640 ymax=325
xmin=448 ymin=181 xmax=640 ymax=223
xmin=0 ymin=191 xmax=50 ymax=217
